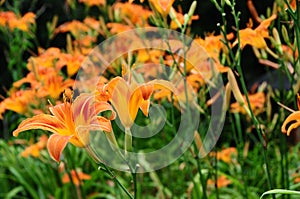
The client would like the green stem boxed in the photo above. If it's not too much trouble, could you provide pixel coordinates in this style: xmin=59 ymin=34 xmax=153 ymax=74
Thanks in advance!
xmin=125 ymin=127 xmax=132 ymax=155
xmin=101 ymin=163 xmax=134 ymax=199
xmin=131 ymin=172 xmax=137 ymax=199
xmin=230 ymin=1 xmax=274 ymax=197
xmin=196 ymin=156 xmax=208 ymax=199
xmin=295 ymin=0 xmax=300 ymax=67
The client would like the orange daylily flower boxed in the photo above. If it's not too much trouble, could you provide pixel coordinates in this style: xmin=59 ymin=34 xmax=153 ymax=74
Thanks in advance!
xmin=83 ymin=17 xmax=103 ymax=34
xmin=230 ymin=92 xmax=266 ymax=116
xmin=20 ymin=135 xmax=48 ymax=158
xmin=55 ymin=20 xmax=90 ymax=38
xmin=0 ymin=11 xmax=35 ymax=32
xmin=107 ymin=23 xmax=132 ymax=34
xmin=285 ymin=0 xmax=296 ymax=11
xmin=26 ymin=47 xmax=65 ymax=70
xmin=0 ymin=89 xmax=38 ymax=117
xmin=149 ymin=0 xmax=175 ymax=16
xmin=281 ymin=94 xmax=300 ymax=136
xmin=13 ymin=93 xmax=116 ymax=162
xmin=62 ymin=169 xmax=91 ymax=186
xmin=210 ymin=147 xmax=237 ymax=164
xmin=136 ymin=49 xmax=163 ymax=64
xmin=114 ymin=2 xmax=152 ymax=26
xmin=233 ymin=15 xmax=277 ymax=49
xmin=79 ymin=0 xmax=105 ymax=7
xmin=195 ymin=33 xmax=234 ymax=62
xmin=60 ymin=53 xmax=86 ymax=76
xmin=14 ymin=67 xmax=74 ymax=99
xmin=207 ymin=175 xmax=232 ymax=188
xmin=98 ymin=76 xmax=174 ymax=128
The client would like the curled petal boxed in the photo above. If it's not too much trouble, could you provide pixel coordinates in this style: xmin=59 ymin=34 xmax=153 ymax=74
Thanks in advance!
xmin=47 ymin=134 xmax=70 ymax=162
xmin=95 ymin=101 xmax=116 ymax=120
xmin=281 ymin=111 xmax=300 ymax=135
xmin=297 ymin=93 xmax=300 ymax=110
xmin=97 ymin=116 xmax=113 ymax=132
xmin=13 ymin=114 xmax=69 ymax=137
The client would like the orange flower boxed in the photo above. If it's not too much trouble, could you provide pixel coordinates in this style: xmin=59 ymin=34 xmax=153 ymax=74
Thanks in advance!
xmin=20 ymin=135 xmax=48 ymax=158
xmin=113 ymin=2 xmax=152 ymax=26
xmin=234 ymin=15 xmax=277 ymax=49
xmin=79 ymin=0 xmax=105 ymax=7
xmin=62 ymin=169 xmax=91 ymax=186
xmin=195 ymin=33 xmax=234 ymax=62
xmin=14 ymin=67 xmax=74 ymax=100
xmin=98 ymin=77 xmax=174 ymax=128
xmin=281 ymin=94 xmax=300 ymax=136
xmin=149 ymin=0 xmax=175 ymax=16
xmin=286 ymin=0 xmax=296 ymax=11
xmin=26 ymin=47 xmax=65 ymax=70
xmin=0 ymin=11 xmax=35 ymax=32
xmin=107 ymin=23 xmax=132 ymax=34
xmin=207 ymin=175 xmax=232 ymax=188
xmin=55 ymin=20 xmax=90 ymax=38
xmin=13 ymin=93 xmax=115 ymax=162
xmin=1 ymin=89 xmax=38 ymax=116
xmin=210 ymin=147 xmax=237 ymax=163
xmin=230 ymin=92 xmax=265 ymax=115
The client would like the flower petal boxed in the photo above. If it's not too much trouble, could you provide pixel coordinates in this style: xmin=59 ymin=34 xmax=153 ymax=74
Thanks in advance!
xmin=47 ymin=134 xmax=70 ymax=162
xmin=281 ymin=111 xmax=300 ymax=134
xmin=13 ymin=114 xmax=68 ymax=137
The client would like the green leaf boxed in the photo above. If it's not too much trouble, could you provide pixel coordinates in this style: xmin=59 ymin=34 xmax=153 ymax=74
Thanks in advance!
xmin=4 ymin=186 xmax=24 ymax=199
xmin=260 ymin=189 xmax=300 ymax=199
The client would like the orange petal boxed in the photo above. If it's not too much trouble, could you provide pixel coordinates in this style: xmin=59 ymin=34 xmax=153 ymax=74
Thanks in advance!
xmin=281 ymin=111 xmax=300 ymax=134
xmin=297 ymin=93 xmax=300 ymax=110
xmin=49 ymin=103 xmax=74 ymax=133
xmin=13 ymin=114 xmax=68 ymax=137
xmin=108 ymin=77 xmax=133 ymax=127
xmin=95 ymin=101 xmax=116 ymax=120
xmin=139 ymin=99 xmax=150 ymax=116
xmin=286 ymin=121 xmax=300 ymax=136
xmin=129 ymin=87 xmax=144 ymax=124
xmin=47 ymin=134 xmax=70 ymax=162
xmin=97 ymin=116 xmax=113 ymax=132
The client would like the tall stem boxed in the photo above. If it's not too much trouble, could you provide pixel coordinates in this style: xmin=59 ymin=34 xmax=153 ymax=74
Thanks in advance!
xmin=230 ymin=1 xmax=274 ymax=197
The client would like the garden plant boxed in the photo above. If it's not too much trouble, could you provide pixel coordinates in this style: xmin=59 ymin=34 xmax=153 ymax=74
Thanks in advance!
xmin=0 ymin=0 xmax=300 ymax=198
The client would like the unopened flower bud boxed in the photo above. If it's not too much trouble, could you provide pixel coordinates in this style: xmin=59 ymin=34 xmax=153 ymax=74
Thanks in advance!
xmin=227 ymin=69 xmax=244 ymax=105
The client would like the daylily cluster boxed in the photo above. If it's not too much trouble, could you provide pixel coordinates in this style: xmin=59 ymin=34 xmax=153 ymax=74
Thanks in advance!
xmin=0 ymin=11 xmax=35 ymax=32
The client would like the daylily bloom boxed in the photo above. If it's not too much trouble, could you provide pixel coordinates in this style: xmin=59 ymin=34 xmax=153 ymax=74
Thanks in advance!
xmin=26 ymin=47 xmax=65 ymax=70
xmin=233 ymin=15 xmax=277 ymax=49
xmin=113 ymin=2 xmax=152 ymax=26
xmin=217 ymin=147 xmax=237 ymax=163
xmin=55 ymin=20 xmax=91 ymax=38
xmin=14 ymin=67 xmax=74 ymax=100
xmin=281 ymin=94 xmax=300 ymax=136
xmin=0 ymin=89 xmax=39 ymax=117
xmin=230 ymin=92 xmax=266 ymax=116
xmin=20 ymin=135 xmax=48 ymax=158
xmin=107 ymin=23 xmax=132 ymax=34
xmin=0 ymin=11 xmax=35 ymax=32
xmin=62 ymin=169 xmax=91 ymax=186
xmin=195 ymin=33 xmax=234 ymax=62
xmin=79 ymin=0 xmax=105 ymax=7
xmin=149 ymin=0 xmax=175 ymax=16
xmin=97 ymin=76 xmax=174 ymax=128
xmin=207 ymin=175 xmax=232 ymax=188
xmin=13 ymin=93 xmax=116 ymax=162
